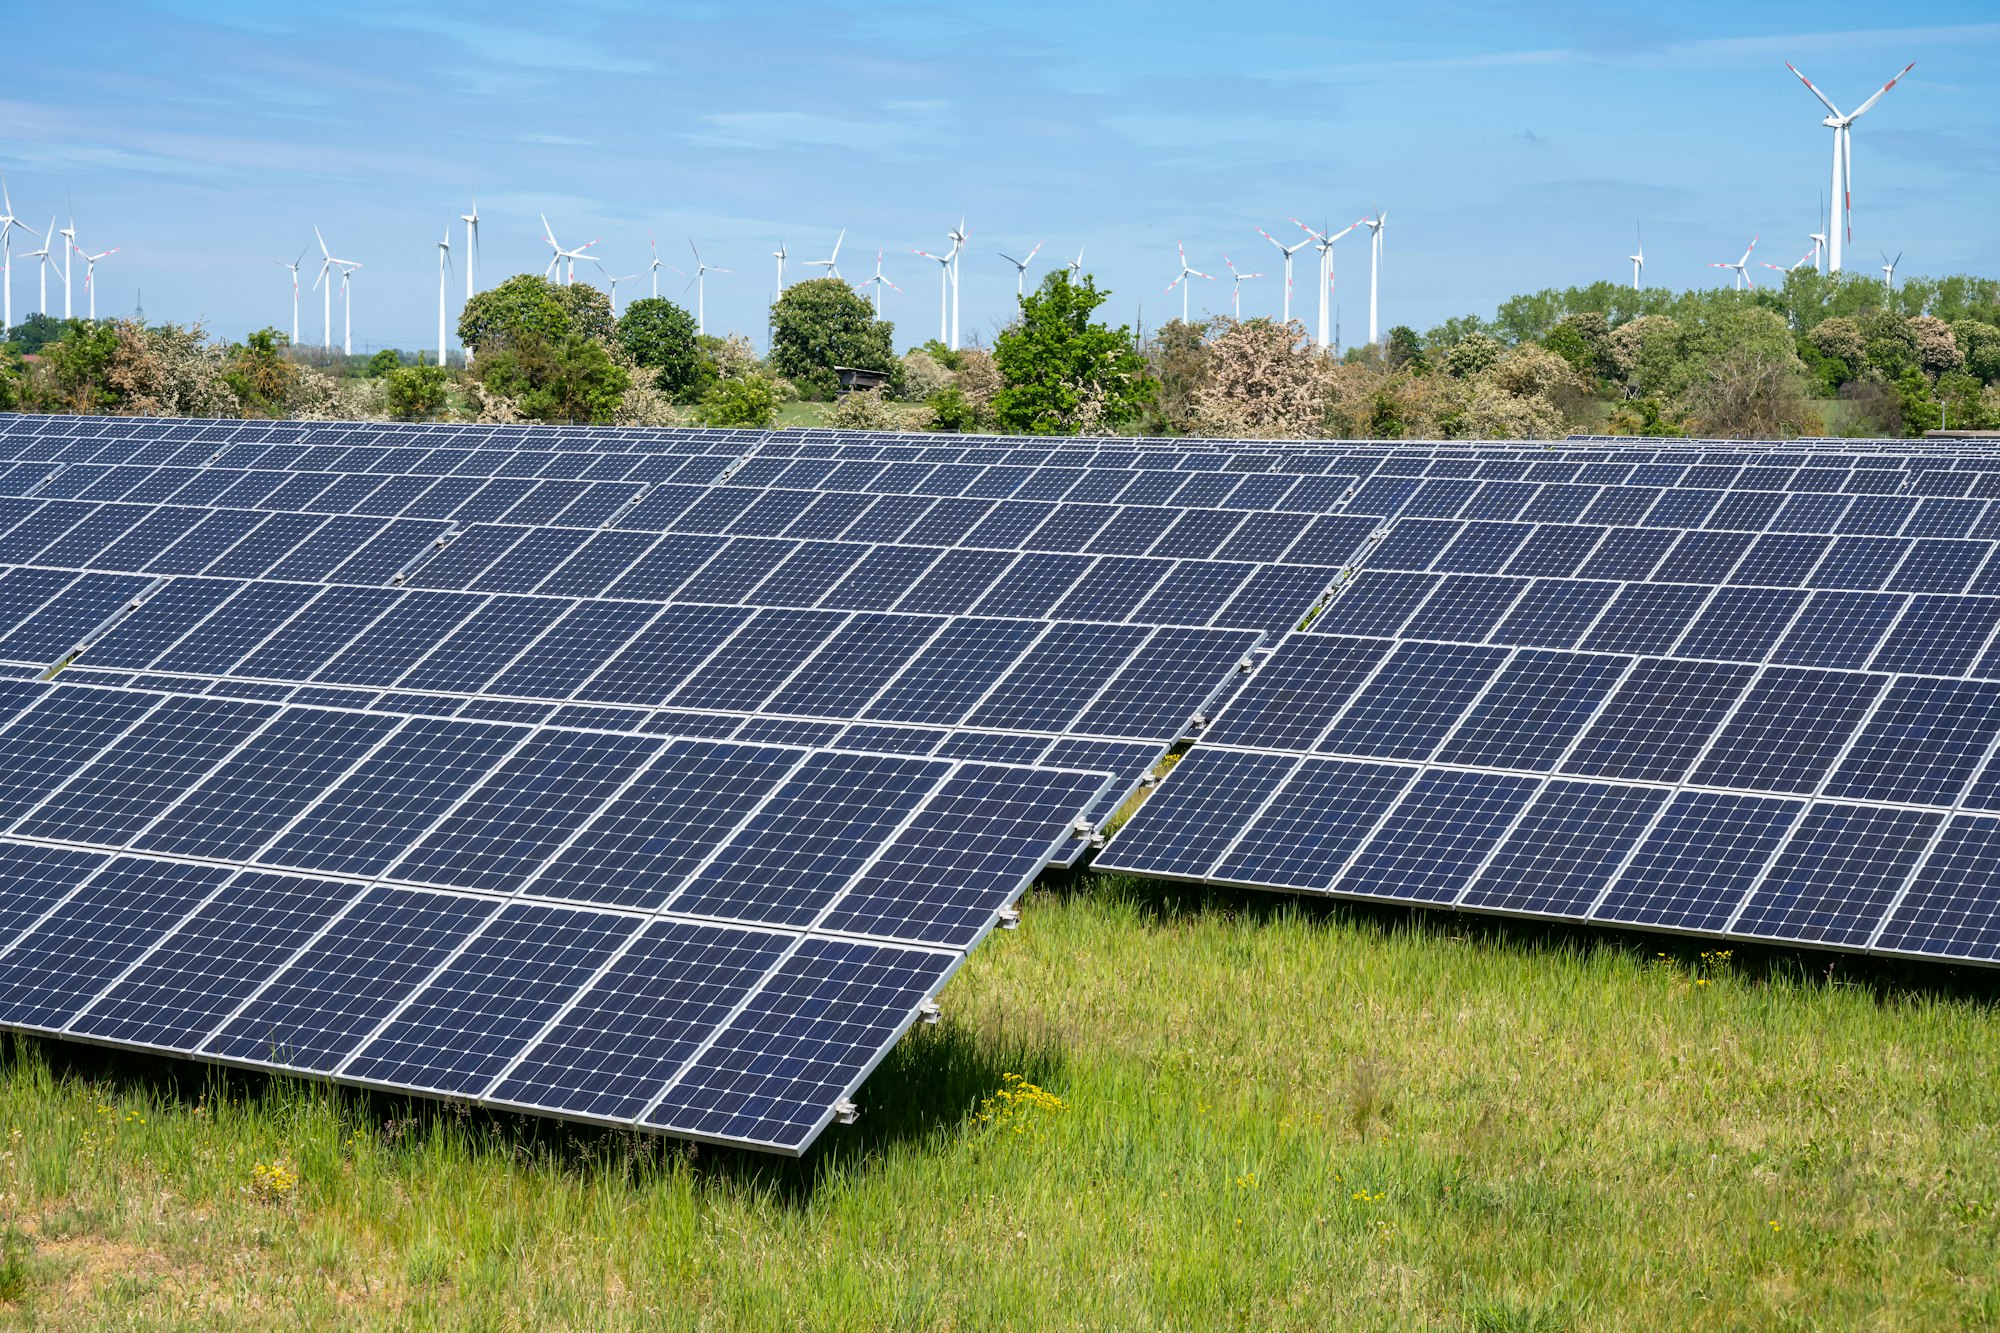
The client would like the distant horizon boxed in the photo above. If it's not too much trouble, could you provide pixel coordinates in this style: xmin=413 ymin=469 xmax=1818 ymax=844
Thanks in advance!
xmin=6 ymin=1 xmax=1996 ymax=353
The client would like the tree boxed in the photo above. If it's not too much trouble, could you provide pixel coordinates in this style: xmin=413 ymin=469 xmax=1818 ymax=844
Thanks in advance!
xmin=35 ymin=320 xmax=119 ymax=412
xmin=457 ymin=274 xmax=578 ymax=354
xmin=5 ymin=312 xmax=69 ymax=355
xmin=1859 ymin=311 xmax=1918 ymax=380
xmin=364 ymin=348 xmax=402 ymax=377
xmin=1186 ymin=319 xmax=1335 ymax=439
xmin=769 ymin=277 xmax=895 ymax=399
xmin=1675 ymin=345 xmax=1819 ymax=438
xmin=694 ymin=375 xmax=776 ymax=427
xmin=614 ymin=297 xmax=701 ymax=398
xmin=1383 ymin=325 xmax=1425 ymax=372
xmin=551 ymin=283 xmax=614 ymax=344
xmin=223 ymin=328 xmax=301 ymax=416
xmin=927 ymin=385 xmax=975 ymax=432
xmin=992 ymin=271 xmax=1154 ymax=435
xmin=1140 ymin=317 xmax=1217 ymax=434
xmin=1910 ymin=315 xmax=1962 ymax=379
xmin=1442 ymin=333 xmax=1503 ymax=380
xmin=1950 ymin=320 xmax=2000 ymax=384
xmin=475 ymin=332 xmax=629 ymax=423
xmin=384 ymin=362 xmax=451 ymax=420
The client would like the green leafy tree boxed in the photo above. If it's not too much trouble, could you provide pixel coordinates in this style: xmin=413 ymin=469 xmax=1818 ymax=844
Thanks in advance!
xmin=458 ymin=274 xmax=577 ymax=354
xmin=769 ymin=278 xmax=895 ymax=399
xmin=384 ymin=362 xmax=451 ymax=420
xmin=5 ymin=312 xmax=69 ymax=355
xmin=927 ymin=384 xmax=975 ymax=432
xmin=476 ymin=332 xmax=629 ymax=423
xmin=552 ymin=283 xmax=614 ymax=344
xmin=615 ymin=298 xmax=701 ymax=398
xmin=1860 ymin=311 xmax=1918 ymax=380
xmin=39 ymin=320 xmax=121 ymax=412
xmin=993 ymin=272 xmax=1154 ymax=434
xmin=1384 ymin=325 xmax=1425 ymax=372
xmin=1952 ymin=320 xmax=2000 ymax=384
xmin=694 ymin=375 xmax=777 ymax=427
xmin=365 ymin=348 xmax=402 ymax=377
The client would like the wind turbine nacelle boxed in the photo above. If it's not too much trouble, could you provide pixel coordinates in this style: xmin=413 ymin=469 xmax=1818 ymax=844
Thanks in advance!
xmin=1822 ymin=115 xmax=1842 ymax=128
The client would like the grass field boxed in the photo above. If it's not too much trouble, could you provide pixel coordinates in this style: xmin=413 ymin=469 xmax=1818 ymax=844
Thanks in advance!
xmin=1 ymin=872 xmax=1996 ymax=1330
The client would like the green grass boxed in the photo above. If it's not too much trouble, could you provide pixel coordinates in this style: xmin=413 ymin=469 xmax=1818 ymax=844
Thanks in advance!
xmin=1 ymin=874 xmax=1996 ymax=1329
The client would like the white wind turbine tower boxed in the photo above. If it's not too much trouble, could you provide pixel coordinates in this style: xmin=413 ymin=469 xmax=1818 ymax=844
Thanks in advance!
xmin=805 ymin=228 xmax=846 ymax=281
xmin=1881 ymin=250 xmax=1902 ymax=291
xmin=1362 ymin=212 xmax=1387 ymax=346
xmin=71 ymin=236 xmax=119 ymax=321
xmin=275 ymin=249 xmax=305 ymax=345
xmin=946 ymin=218 xmax=969 ymax=350
xmin=686 ymin=240 xmax=729 ymax=336
xmin=998 ymin=241 xmax=1043 ymax=298
xmin=1292 ymin=217 xmax=1363 ymax=350
xmin=1710 ymin=234 xmax=1758 ymax=289
xmin=1256 ymin=227 xmax=1314 ymax=323
xmin=459 ymin=200 xmax=480 ymax=300
xmin=59 ymin=209 xmax=76 ymax=319
xmin=1165 ymin=243 xmax=1213 ymax=323
xmin=913 ymin=247 xmax=953 ymax=344
xmin=771 ymin=240 xmax=788 ymax=298
xmin=435 ymin=227 xmax=454 ymax=366
xmin=1784 ymin=61 xmax=1914 ymax=273
xmin=1627 ymin=224 xmax=1645 ymax=290
xmin=0 ymin=177 xmax=30 ymax=334
xmin=859 ymin=248 xmax=899 ymax=317
xmin=1223 ymin=255 xmax=1263 ymax=320
xmin=25 ymin=220 xmax=56 ymax=316
xmin=337 ymin=262 xmax=360 ymax=355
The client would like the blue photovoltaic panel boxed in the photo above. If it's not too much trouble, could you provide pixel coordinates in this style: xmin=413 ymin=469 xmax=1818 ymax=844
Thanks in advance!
xmin=340 ymin=902 xmax=642 ymax=1096
xmin=204 ymin=886 xmax=499 ymax=1073
xmin=487 ymin=921 xmax=792 ymax=1121
xmin=0 ymin=841 xmax=113 ymax=943
xmin=1432 ymin=650 xmax=1629 ymax=771
xmin=1730 ymin=805 xmax=1943 ymax=949
xmin=1687 ymin=669 xmax=1886 ymax=794
xmin=1210 ymin=758 xmax=1418 ymax=890
xmin=1204 ymin=635 xmax=1392 ymax=751
xmin=528 ymin=741 xmax=802 ymax=910
xmin=1315 ymin=642 xmax=1508 ymax=761
xmin=1873 ymin=816 xmax=2000 ymax=962
xmin=1330 ymin=769 xmax=1540 ymax=903
xmin=0 ymin=856 xmax=233 ymax=1031
xmin=1459 ymin=780 xmax=1672 ymax=917
xmin=818 ymin=762 xmax=1108 ymax=946
xmin=1591 ymin=793 xmax=1806 ymax=933
xmin=642 ymin=937 xmax=956 ymax=1151
xmin=68 ymin=870 xmax=366 ymax=1051
xmin=1092 ymin=748 xmax=1298 ymax=880
xmin=392 ymin=730 xmax=661 ymax=892
xmin=668 ymin=751 xmax=946 ymax=926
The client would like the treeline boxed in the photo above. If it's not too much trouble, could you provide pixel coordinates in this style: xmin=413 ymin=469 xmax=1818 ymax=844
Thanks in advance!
xmin=5 ymin=267 xmax=1995 ymax=438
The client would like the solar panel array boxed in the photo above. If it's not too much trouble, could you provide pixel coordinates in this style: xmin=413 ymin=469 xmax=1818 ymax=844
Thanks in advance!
xmin=7 ymin=413 xmax=2000 ymax=1154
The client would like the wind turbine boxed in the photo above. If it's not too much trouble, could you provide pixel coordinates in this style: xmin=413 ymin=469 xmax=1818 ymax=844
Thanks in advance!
xmin=337 ymin=262 xmax=360 ymax=355
xmin=604 ymin=269 xmax=642 ymax=314
xmin=997 ymin=240 xmax=1043 ymax=298
xmin=1881 ymin=250 xmax=1902 ymax=291
xmin=1784 ymin=61 xmax=1915 ymax=273
xmin=59 ymin=208 xmax=76 ymax=319
xmin=1711 ymin=234 xmax=1758 ymax=289
xmin=913 ymin=247 xmax=953 ymax=344
xmin=686 ymin=240 xmax=728 ymax=336
xmin=1223 ymin=255 xmax=1263 ymax=320
xmin=946 ymin=217 xmax=969 ymax=350
xmin=1256 ymin=226 xmax=1315 ymax=323
xmin=1627 ymin=223 xmax=1645 ymax=290
xmin=806 ymin=228 xmax=846 ymax=281
xmin=1067 ymin=244 xmax=1084 ymax=277
xmin=643 ymin=231 xmax=682 ymax=301
xmin=1293 ymin=217 xmax=1364 ymax=350
xmin=0 ymin=177 xmax=29 ymax=335
xmin=1165 ymin=243 xmax=1213 ymax=323
xmin=540 ymin=213 xmax=597 ymax=286
xmin=1761 ymin=244 xmax=1818 ymax=278
xmin=859 ymin=248 xmax=899 ymax=317
xmin=436 ymin=227 xmax=454 ymax=366
xmin=1362 ymin=212 xmax=1387 ymax=346
xmin=275 ymin=249 xmax=304 ymax=345
xmin=71 ymin=237 xmax=119 ymax=321
xmin=772 ymin=240 xmax=789 ymax=297
xmin=25 ymin=220 xmax=56 ymax=316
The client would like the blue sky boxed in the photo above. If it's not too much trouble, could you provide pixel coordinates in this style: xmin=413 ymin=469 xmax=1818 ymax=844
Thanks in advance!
xmin=7 ymin=1 xmax=1997 ymax=355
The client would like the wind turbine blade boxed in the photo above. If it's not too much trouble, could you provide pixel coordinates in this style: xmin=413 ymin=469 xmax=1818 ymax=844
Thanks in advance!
xmin=1025 ymin=241 xmax=1042 ymax=262
xmin=314 ymin=225 xmax=330 ymax=258
xmin=1784 ymin=61 xmax=1844 ymax=117
xmin=1849 ymin=61 xmax=1915 ymax=119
